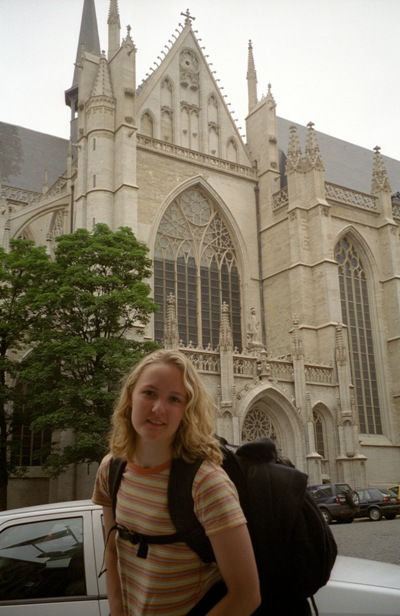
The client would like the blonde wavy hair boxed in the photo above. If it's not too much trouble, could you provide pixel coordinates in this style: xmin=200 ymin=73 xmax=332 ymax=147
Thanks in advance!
xmin=109 ymin=349 xmax=223 ymax=465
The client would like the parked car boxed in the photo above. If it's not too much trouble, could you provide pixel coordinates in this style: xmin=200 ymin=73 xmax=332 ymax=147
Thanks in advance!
xmin=314 ymin=555 xmax=400 ymax=615
xmin=306 ymin=482 xmax=360 ymax=524
xmin=388 ymin=484 xmax=400 ymax=501
xmin=1 ymin=499 xmax=400 ymax=615
xmin=354 ymin=487 xmax=400 ymax=521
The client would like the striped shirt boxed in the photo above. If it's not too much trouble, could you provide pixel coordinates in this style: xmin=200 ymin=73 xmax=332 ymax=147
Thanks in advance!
xmin=93 ymin=455 xmax=246 ymax=615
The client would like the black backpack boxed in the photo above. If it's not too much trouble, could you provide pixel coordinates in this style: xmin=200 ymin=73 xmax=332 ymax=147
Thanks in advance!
xmin=108 ymin=437 xmax=337 ymax=616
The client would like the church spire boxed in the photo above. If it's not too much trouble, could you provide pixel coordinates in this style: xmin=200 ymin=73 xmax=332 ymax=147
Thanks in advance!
xmin=68 ymin=0 xmax=100 ymax=93
xmin=304 ymin=121 xmax=324 ymax=172
xmin=65 ymin=0 xmax=100 ymax=142
xmin=108 ymin=0 xmax=121 ymax=59
xmin=285 ymin=125 xmax=303 ymax=175
xmin=247 ymin=40 xmax=258 ymax=114
xmin=371 ymin=146 xmax=393 ymax=219
xmin=371 ymin=146 xmax=391 ymax=194
xmin=91 ymin=52 xmax=114 ymax=98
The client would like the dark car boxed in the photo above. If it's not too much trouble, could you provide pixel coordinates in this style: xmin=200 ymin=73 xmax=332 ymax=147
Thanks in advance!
xmin=354 ymin=488 xmax=400 ymax=521
xmin=306 ymin=483 xmax=360 ymax=524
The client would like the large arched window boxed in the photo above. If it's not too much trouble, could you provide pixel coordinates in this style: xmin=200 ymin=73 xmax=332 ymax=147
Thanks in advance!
xmin=334 ymin=237 xmax=382 ymax=434
xmin=154 ymin=188 xmax=241 ymax=349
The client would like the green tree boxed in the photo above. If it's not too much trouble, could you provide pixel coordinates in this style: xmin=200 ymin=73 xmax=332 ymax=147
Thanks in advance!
xmin=18 ymin=224 xmax=158 ymax=478
xmin=0 ymin=239 xmax=52 ymax=510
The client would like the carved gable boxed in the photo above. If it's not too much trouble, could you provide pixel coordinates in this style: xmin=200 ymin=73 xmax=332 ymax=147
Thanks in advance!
xmin=136 ymin=24 xmax=251 ymax=165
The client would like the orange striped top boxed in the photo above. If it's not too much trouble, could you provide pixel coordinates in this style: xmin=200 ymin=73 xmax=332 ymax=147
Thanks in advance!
xmin=93 ymin=455 xmax=246 ymax=615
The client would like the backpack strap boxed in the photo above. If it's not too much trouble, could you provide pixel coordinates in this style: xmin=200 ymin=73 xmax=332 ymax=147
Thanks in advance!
xmin=168 ymin=441 xmax=249 ymax=563
xmin=108 ymin=457 xmax=127 ymax=519
xmin=115 ymin=523 xmax=188 ymax=559
xmin=107 ymin=455 xmax=215 ymax=561
xmin=168 ymin=457 xmax=215 ymax=563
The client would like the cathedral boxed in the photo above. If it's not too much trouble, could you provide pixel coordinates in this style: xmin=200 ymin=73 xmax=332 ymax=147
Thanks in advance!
xmin=1 ymin=0 xmax=399 ymax=508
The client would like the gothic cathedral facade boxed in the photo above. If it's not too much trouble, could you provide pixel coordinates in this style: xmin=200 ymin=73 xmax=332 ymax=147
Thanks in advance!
xmin=1 ymin=0 xmax=400 ymax=507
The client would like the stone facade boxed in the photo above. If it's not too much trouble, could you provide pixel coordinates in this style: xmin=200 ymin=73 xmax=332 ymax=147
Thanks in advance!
xmin=2 ymin=0 xmax=400 ymax=507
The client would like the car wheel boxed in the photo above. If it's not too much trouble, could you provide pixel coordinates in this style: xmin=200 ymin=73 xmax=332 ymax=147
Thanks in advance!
xmin=345 ymin=490 xmax=360 ymax=508
xmin=368 ymin=507 xmax=382 ymax=521
xmin=384 ymin=514 xmax=396 ymax=520
xmin=320 ymin=508 xmax=332 ymax=524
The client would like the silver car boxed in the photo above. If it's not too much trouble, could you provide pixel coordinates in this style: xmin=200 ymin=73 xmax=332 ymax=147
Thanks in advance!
xmin=0 ymin=500 xmax=399 ymax=615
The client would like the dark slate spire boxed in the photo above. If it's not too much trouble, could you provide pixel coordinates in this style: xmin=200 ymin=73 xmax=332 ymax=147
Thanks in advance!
xmin=73 ymin=0 xmax=100 ymax=87
xmin=65 ymin=0 xmax=101 ymax=110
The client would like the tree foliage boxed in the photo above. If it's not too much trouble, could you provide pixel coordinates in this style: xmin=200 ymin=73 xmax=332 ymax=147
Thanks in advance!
xmin=0 ymin=238 xmax=52 ymax=509
xmin=4 ymin=225 xmax=158 ymax=501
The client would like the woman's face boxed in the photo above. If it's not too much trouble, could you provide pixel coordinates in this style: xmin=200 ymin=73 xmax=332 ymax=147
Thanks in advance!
xmin=130 ymin=362 xmax=188 ymax=450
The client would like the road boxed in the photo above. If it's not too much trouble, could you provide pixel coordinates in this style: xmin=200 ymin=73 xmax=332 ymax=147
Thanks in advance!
xmin=330 ymin=516 xmax=400 ymax=565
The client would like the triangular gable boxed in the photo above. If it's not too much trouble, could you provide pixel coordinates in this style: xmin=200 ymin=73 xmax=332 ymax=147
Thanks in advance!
xmin=135 ymin=18 xmax=252 ymax=166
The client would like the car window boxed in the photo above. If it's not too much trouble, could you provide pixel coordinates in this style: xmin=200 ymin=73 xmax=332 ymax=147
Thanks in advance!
xmin=308 ymin=488 xmax=324 ymax=500
xmin=318 ymin=486 xmax=333 ymax=497
xmin=0 ymin=516 xmax=86 ymax=601
xmin=336 ymin=484 xmax=351 ymax=495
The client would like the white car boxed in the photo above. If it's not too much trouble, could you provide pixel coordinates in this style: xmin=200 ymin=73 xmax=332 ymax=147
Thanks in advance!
xmin=0 ymin=500 xmax=399 ymax=615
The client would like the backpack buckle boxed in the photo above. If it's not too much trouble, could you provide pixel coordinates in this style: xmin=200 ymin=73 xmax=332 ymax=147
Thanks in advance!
xmin=116 ymin=524 xmax=149 ymax=557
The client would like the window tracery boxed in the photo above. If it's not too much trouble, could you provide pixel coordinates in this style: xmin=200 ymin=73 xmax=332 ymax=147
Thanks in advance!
xmin=242 ymin=405 xmax=281 ymax=448
xmin=154 ymin=188 xmax=241 ymax=349
xmin=334 ymin=237 xmax=382 ymax=434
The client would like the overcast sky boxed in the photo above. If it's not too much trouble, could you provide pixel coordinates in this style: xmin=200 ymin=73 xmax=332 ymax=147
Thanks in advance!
xmin=1 ymin=0 xmax=399 ymax=160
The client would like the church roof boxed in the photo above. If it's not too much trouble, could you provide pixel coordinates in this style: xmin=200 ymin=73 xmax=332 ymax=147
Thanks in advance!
xmin=277 ymin=117 xmax=399 ymax=194
xmin=0 ymin=122 xmax=69 ymax=193
xmin=1 ymin=117 xmax=398 ymax=200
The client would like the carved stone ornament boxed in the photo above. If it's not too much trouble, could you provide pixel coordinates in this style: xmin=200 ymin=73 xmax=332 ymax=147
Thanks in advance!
xmin=291 ymin=315 xmax=303 ymax=360
xmin=246 ymin=307 xmax=264 ymax=354
xmin=179 ymin=50 xmax=199 ymax=90
xmin=335 ymin=323 xmax=347 ymax=366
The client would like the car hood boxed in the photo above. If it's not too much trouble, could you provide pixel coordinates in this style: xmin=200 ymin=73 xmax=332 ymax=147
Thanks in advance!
xmin=329 ymin=555 xmax=400 ymax=589
xmin=315 ymin=555 xmax=400 ymax=615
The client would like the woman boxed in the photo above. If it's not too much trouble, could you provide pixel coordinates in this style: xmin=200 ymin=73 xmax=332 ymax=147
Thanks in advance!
xmin=93 ymin=349 xmax=260 ymax=615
